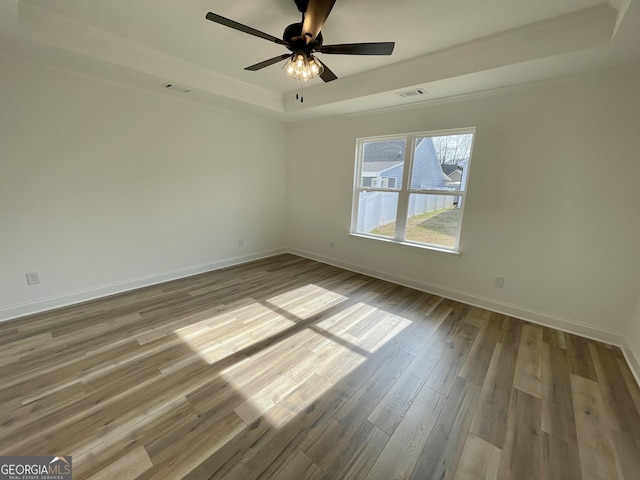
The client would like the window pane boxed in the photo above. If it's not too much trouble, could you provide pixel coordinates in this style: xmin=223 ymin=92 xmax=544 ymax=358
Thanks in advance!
xmin=356 ymin=191 xmax=398 ymax=238
xmin=361 ymin=139 xmax=406 ymax=189
xmin=410 ymin=134 xmax=472 ymax=191
xmin=404 ymin=194 xmax=462 ymax=248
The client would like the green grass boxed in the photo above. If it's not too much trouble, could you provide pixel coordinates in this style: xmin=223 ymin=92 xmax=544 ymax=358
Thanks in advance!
xmin=371 ymin=207 xmax=460 ymax=247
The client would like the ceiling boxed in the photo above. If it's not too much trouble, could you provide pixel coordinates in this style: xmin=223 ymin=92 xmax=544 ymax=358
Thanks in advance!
xmin=1 ymin=0 xmax=639 ymax=120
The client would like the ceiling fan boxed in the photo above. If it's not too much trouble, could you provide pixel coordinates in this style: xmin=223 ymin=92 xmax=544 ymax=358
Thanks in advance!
xmin=205 ymin=0 xmax=395 ymax=85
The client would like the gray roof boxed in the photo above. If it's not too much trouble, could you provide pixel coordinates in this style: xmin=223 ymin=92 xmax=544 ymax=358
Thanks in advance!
xmin=362 ymin=160 xmax=403 ymax=174
xmin=441 ymin=164 xmax=462 ymax=176
xmin=362 ymin=139 xmax=405 ymax=174
xmin=363 ymin=140 xmax=405 ymax=161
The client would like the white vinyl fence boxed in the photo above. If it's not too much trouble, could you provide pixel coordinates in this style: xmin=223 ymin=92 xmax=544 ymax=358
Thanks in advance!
xmin=357 ymin=192 xmax=455 ymax=233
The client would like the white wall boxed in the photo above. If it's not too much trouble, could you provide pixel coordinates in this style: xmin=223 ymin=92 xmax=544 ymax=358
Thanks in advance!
xmin=286 ymin=67 xmax=640 ymax=344
xmin=0 ymin=55 xmax=288 ymax=320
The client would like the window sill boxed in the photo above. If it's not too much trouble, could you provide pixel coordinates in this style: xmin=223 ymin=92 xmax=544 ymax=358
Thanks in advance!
xmin=348 ymin=233 xmax=462 ymax=256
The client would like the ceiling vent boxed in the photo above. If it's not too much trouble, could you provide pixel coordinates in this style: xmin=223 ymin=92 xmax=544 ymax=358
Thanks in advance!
xmin=162 ymin=82 xmax=191 ymax=93
xmin=396 ymin=88 xmax=427 ymax=98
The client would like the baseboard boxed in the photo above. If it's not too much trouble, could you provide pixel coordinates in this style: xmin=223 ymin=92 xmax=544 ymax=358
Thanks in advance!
xmin=286 ymin=248 xmax=627 ymax=348
xmin=0 ymin=248 xmax=286 ymax=323
xmin=621 ymin=342 xmax=640 ymax=388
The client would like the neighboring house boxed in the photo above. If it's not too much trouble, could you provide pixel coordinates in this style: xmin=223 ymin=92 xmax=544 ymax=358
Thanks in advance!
xmin=442 ymin=164 xmax=463 ymax=185
xmin=441 ymin=158 xmax=469 ymax=207
xmin=443 ymin=158 xmax=469 ymax=185
xmin=361 ymin=138 xmax=451 ymax=189
xmin=411 ymin=138 xmax=450 ymax=189
xmin=457 ymin=158 xmax=469 ymax=192
xmin=361 ymin=140 xmax=405 ymax=188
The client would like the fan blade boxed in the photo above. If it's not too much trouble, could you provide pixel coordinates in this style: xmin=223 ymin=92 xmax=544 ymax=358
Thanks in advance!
xmin=316 ymin=42 xmax=395 ymax=55
xmin=319 ymin=62 xmax=338 ymax=82
xmin=245 ymin=54 xmax=291 ymax=71
xmin=302 ymin=0 xmax=337 ymax=43
xmin=205 ymin=12 xmax=287 ymax=46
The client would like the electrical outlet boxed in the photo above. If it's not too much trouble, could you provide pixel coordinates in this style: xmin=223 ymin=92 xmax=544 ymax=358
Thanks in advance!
xmin=238 ymin=239 xmax=244 ymax=247
xmin=494 ymin=275 xmax=504 ymax=288
xmin=26 ymin=272 xmax=40 ymax=285
xmin=329 ymin=240 xmax=335 ymax=249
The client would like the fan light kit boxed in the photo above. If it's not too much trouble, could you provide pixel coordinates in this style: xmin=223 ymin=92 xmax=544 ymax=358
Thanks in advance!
xmin=205 ymin=0 xmax=395 ymax=103
xmin=285 ymin=54 xmax=324 ymax=81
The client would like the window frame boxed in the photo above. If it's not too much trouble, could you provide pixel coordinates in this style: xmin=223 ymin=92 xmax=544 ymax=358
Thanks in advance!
xmin=350 ymin=127 xmax=476 ymax=253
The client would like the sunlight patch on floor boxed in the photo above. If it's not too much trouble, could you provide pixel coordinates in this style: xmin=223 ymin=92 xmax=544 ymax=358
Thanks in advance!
xmin=174 ymin=280 xmax=413 ymax=430
xmin=175 ymin=300 xmax=295 ymax=365
xmin=265 ymin=283 xmax=349 ymax=319
xmin=223 ymin=303 xmax=412 ymax=429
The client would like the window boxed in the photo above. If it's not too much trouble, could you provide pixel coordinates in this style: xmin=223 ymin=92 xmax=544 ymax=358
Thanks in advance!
xmin=351 ymin=128 xmax=475 ymax=252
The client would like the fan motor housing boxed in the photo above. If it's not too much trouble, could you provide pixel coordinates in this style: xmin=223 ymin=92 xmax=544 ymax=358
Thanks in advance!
xmin=294 ymin=0 xmax=309 ymax=13
xmin=283 ymin=22 xmax=323 ymax=51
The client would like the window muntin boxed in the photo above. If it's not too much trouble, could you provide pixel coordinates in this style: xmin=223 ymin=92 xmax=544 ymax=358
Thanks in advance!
xmin=352 ymin=129 xmax=474 ymax=252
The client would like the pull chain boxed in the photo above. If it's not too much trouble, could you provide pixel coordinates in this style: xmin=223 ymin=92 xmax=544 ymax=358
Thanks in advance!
xmin=294 ymin=80 xmax=305 ymax=103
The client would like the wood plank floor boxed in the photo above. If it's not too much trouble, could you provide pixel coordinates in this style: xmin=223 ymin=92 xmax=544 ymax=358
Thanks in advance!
xmin=1 ymin=254 xmax=639 ymax=479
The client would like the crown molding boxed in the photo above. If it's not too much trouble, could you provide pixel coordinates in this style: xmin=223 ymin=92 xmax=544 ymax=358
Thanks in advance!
xmin=16 ymin=2 xmax=285 ymax=113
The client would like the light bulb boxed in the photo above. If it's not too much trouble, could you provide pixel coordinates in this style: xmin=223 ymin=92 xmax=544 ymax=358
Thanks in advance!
xmin=284 ymin=53 xmax=323 ymax=82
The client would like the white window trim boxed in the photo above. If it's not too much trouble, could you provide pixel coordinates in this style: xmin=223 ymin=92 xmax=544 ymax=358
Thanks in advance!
xmin=350 ymin=127 xmax=475 ymax=254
